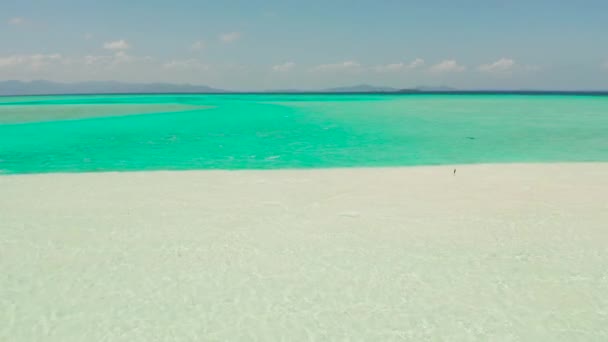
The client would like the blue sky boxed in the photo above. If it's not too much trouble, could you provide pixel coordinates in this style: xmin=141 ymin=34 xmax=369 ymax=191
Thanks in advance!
xmin=2 ymin=0 xmax=608 ymax=90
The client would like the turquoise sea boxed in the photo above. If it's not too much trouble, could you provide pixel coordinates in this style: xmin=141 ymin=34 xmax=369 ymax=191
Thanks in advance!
xmin=1 ymin=94 xmax=607 ymax=174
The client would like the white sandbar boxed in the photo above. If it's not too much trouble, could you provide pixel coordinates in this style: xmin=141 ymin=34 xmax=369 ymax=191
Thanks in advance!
xmin=1 ymin=163 xmax=607 ymax=340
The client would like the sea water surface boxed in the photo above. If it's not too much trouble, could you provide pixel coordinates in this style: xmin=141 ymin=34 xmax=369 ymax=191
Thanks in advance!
xmin=1 ymin=94 xmax=607 ymax=174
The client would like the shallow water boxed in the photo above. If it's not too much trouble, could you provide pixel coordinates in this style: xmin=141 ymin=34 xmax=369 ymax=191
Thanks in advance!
xmin=1 ymin=94 xmax=608 ymax=174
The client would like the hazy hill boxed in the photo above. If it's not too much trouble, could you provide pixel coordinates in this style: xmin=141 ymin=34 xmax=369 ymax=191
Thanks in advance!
xmin=322 ymin=84 xmax=399 ymax=93
xmin=0 ymin=80 xmax=458 ymax=96
xmin=0 ymin=80 xmax=226 ymax=96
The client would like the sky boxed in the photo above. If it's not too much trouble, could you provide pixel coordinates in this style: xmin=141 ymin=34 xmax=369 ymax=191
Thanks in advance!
xmin=1 ymin=0 xmax=608 ymax=90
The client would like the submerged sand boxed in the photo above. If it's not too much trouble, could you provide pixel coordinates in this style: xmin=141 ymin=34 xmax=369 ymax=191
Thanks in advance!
xmin=1 ymin=163 xmax=607 ymax=341
xmin=0 ymin=103 xmax=210 ymax=124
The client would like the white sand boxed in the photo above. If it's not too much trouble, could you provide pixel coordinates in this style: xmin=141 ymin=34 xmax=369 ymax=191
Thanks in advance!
xmin=1 ymin=163 xmax=608 ymax=341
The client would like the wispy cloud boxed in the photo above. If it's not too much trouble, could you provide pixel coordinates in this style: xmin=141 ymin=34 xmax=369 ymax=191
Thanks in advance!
xmin=374 ymin=63 xmax=406 ymax=72
xmin=374 ymin=58 xmax=425 ymax=72
xmin=191 ymin=41 xmax=205 ymax=51
xmin=84 ymin=55 xmax=112 ymax=66
xmin=310 ymin=61 xmax=361 ymax=72
xmin=478 ymin=58 xmax=515 ymax=74
xmin=219 ymin=32 xmax=241 ymax=43
xmin=83 ymin=51 xmax=150 ymax=69
xmin=602 ymin=61 xmax=608 ymax=70
xmin=84 ymin=33 xmax=93 ymax=40
xmin=409 ymin=58 xmax=425 ymax=69
xmin=8 ymin=17 xmax=25 ymax=25
xmin=272 ymin=61 xmax=296 ymax=72
xmin=163 ymin=59 xmax=209 ymax=71
xmin=478 ymin=58 xmax=541 ymax=75
xmin=429 ymin=60 xmax=466 ymax=73
xmin=0 ymin=54 xmax=63 ymax=69
xmin=103 ymin=39 xmax=130 ymax=51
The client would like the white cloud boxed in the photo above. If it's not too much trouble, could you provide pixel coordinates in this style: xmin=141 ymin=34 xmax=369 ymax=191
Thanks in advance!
xmin=478 ymin=58 xmax=515 ymax=74
xmin=84 ymin=33 xmax=93 ymax=40
xmin=429 ymin=60 xmax=466 ymax=73
xmin=310 ymin=61 xmax=361 ymax=72
xmin=374 ymin=62 xmax=406 ymax=72
xmin=602 ymin=61 xmax=608 ymax=70
xmin=219 ymin=32 xmax=241 ymax=43
xmin=82 ymin=51 xmax=150 ymax=69
xmin=113 ymin=51 xmax=134 ymax=63
xmin=374 ymin=58 xmax=425 ymax=72
xmin=0 ymin=54 xmax=63 ymax=69
xmin=272 ymin=61 xmax=296 ymax=72
xmin=29 ymin=54 xmax=64 ymax=68
xmin=84 ymin=55 xmax=111 ymax=66
xmin=409 ymin=58 xmax=425 ymax=69
xmin=8 ymin=17 xmax=24 ymax=25
xmin=478 ymin=58 xmax=542 ymax=75
xmin=191 ymin=41 xmax=205 ymax=51
xmin=103 ymin=39 xmax=130 ymax=51
xmin=163 ymin=59 xmax=209 ymax=71
xmin=0 ymin=56 xmax=20 ymax=68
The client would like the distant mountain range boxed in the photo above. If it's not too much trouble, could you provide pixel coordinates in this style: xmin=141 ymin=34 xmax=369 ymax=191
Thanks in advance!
xmin=402 ymin=85 xmax=457 ymax=92
xmin=0 ymin=80 xmax=226 ymax=96
xmin=266 ymin=84 xmax=456 ymax=93
xmin=321 ymin=84 xmax=399 ymax=93
xmin=0 ymin=80 xmax=458 ymax=96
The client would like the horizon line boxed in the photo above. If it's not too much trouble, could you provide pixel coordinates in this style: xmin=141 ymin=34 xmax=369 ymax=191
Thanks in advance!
xmin=3 ymin=90 xmax=608 ymax=98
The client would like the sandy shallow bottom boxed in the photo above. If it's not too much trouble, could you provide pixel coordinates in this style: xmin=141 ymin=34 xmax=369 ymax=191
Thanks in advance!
xmin=1 ymin=164 xmax=608 ymax=341
xmin=0 ymin=103 xmax=210 ymax=124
